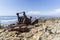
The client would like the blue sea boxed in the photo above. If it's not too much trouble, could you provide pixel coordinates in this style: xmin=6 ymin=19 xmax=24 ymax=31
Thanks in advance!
xmin=0 ymin=16 xmax=17 ymax=26
xmin=0 ymin=15 xmax=58 ymax=26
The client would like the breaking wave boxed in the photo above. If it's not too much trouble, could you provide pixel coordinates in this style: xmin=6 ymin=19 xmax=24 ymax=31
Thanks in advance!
xmin=0 ymin=19 xmax=17 ymax=26
xmin=0 ymin=16 xmax=17 ymax=26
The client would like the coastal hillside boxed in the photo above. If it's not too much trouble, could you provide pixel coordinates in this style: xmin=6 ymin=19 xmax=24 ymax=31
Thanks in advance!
xmin=0 ymin=18 xmax=60 ymax=40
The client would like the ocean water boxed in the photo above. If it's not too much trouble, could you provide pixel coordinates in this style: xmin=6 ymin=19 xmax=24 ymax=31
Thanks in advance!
xmin=0 ymin=16 xmax=17 ymax=26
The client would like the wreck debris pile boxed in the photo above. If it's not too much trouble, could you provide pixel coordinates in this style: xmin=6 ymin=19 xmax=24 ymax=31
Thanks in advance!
xmin=9 ymin=11 xmax=38 ymax=32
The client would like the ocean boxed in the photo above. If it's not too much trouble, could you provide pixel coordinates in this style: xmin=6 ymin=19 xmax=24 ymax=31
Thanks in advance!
xmin=0 ymin=16 xmax=17 ymax=26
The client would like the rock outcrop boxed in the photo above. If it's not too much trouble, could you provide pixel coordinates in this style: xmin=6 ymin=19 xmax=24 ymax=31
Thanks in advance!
xmin=0 ymin=18 xmax=60 ymax=40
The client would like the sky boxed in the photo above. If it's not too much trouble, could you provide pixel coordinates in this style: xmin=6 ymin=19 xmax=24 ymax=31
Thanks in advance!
xmin=0 ymin=0 xmax=60 ymax=16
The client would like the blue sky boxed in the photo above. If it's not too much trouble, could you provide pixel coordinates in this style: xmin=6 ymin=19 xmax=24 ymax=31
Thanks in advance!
xmin=0 ymin=0 xmax=60 ymax=16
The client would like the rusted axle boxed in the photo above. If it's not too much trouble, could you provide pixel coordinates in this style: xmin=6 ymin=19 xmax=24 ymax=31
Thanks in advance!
xmin=9 ymin=24 xmax=28 ymax=32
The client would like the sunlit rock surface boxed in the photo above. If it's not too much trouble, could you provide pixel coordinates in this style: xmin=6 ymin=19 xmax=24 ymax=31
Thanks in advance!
xmin=0 ymin=18 xmax=60 ymax=40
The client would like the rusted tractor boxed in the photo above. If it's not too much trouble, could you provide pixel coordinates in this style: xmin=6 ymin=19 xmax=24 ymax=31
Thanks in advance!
xmin=16 ymin=11 xmax=38 ymax=25
xmin=16 ymin=11 xmax=31 ymax=25
xmin=9 ymin=11 xmax=38 ymax=32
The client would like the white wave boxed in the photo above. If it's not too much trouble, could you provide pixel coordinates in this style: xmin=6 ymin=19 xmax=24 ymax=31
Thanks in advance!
xmin=0 ymin=19 xmax=17 ymax=26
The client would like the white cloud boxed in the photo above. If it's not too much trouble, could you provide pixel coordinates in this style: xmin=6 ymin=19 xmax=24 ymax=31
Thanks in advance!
xmin=0 ymin=8 xmax=60 ymax=16
xmin=27 ymin=8 xmax=60 ymax=16
xmin=49 ymin=9 xmax=60 ymax=15
xmin=27 ymin=11 xmax=40 ymax=15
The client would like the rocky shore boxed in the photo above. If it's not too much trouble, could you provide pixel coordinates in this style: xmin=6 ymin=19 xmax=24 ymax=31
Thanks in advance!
xmin=0 ymin=18 xmax=60 ymax=40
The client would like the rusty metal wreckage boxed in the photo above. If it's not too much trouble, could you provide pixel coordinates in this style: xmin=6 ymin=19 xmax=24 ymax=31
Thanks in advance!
xmin=9 ymin=11 xmax=38 ymax=32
